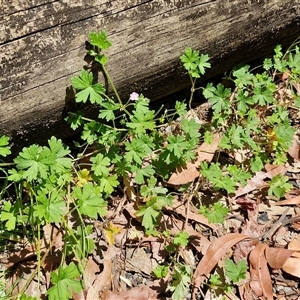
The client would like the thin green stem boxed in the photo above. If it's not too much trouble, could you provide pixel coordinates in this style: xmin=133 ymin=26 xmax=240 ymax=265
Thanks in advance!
xmin=37 ymin=222 xmax=41 ymax=297
xmin=188 ymin=74 xmax=197 ymax=110
xmin=153 ymin=104 xmax=165 ymax=118
xmin=80 ymin=116 xmax=128 ymax=132
xmin=101 ymin=65 xmax=131 ymax=117
xmin=0 ymin=162 xmax=15 ymax=167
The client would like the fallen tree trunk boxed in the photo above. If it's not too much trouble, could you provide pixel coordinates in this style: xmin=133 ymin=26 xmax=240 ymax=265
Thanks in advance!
xmin=1 ymin=0 xmax=299 ymax=147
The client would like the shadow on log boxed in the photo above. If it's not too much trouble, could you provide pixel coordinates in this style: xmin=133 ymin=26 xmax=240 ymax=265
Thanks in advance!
xmin=1 ymin=0 xmax=300 ymax=150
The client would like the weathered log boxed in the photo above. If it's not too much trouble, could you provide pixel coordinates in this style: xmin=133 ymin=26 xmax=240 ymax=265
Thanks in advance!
xmin=1 ymin=0 xmax=300 ymax=148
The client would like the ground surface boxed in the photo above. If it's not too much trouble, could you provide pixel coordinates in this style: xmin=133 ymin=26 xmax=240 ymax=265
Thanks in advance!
xmin=1 ymin=56 xmax=300 ymax=299
xmin=1 ymin=102 xmax=300 ymax=300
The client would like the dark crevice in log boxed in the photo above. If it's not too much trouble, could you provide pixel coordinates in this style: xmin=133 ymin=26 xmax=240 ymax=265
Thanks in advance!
xmin=1 ymin=0 xmax=300 ymax=153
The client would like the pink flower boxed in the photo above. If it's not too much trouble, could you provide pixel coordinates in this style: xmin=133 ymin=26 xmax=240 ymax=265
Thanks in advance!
xmin=129 ymin=92 xmax=139 ymax=101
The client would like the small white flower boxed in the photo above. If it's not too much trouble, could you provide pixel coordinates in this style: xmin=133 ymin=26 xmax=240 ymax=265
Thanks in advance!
xmin=129 ymin=92 xmax=139 ymax=101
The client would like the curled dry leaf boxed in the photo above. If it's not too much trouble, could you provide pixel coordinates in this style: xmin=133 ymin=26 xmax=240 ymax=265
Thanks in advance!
xmin=288 ymin=237 xmax=300 ymax=251
xmin=83 ymin=257 xmax=100 ymax=299
xmin=89 ymin=259 xmax=112 ymax=300
xmin=265 ymin=247 xmax=295 ymax=269
xmin=168 ymin=133 xmax=220 ymax=185
xmin=274 ymin=195 xmax=300 ymax=206
xmin=235 ymin=172 xmax=268 ymax=198
xmin=193 ymin=233 xmax=252 ymax=286
xmin=249 ymin=244 xmax=273 ymax=300
xmin=282 ymin=238 xmax=300 ymax=279
xmin=235 ymin=165 xmax=287 ymax=198
xmin=282 ymin=256 xmax=300 ymax=279
xmin=264 ymin=164 xmax=287 ymax=177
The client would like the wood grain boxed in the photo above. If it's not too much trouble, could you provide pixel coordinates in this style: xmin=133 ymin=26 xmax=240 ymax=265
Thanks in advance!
xmin=0 ymin=0 xmax=299 ymax=145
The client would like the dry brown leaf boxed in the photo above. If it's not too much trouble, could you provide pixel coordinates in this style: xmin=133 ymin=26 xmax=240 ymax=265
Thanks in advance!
xmin=181 ymin=248 xmax=196 ymax=267
xmin=274 ymin=195 xmax=300 ymax=206
xmin=123 ymin=175 xmax=137 ymax=201
xmin=73 ymin=257 xmax=103 ymax=300
xmin=287 ymin=161 xmax=300 ymax=174
xmin=249 ymin=244 xmax=273 ymax=300
xmin=264 ymin=164 xmax=287 ymax=176
xmin=196 ymin=132 xmax=221 ymax=162
xmin=42 ymin=223 xmax=64 ymax=250
xmin=83 ymin=257 xmax=101 ymax=299
xmin=7 ymin=261 xmax=47 ymax=298
xmin=287 ymin=134 xmax=300 ymax=160
xmin=8 ymin=224 xmax=63 ymax=269
xmin=233 ymin=201 xmax=260 ymax=262
xmin=72 ymin=288 xmax=85 ymax=300
xmin=265 ymin=247 xmax=295 ymax=269
xmin=167 ymin=163 xmax=199 ymax=185
xmin=168 ymin=133 xmax=220 ymax=185
xmin=259 ymin=202 xmax=289 ymax=215
xmin=167 ymin=215 xmax=211 ymax=255
xmin=89 ymin=259 xmax=112 ymax=300
xmin=150 ymin=239 xmax=168 ymax=263
xmin=291 ymin=251 xmax=300 ymax=259
xmin=124 ymin=201 xmax=138 ymax=219
xmin=41 ymin=224 xmax=64 ymax=288
xmin=233 ymin=231 xmax=260 ymax=262
xmin=125 ymin=247 xmax=158 ymax=275
xmin=188 ymin=230 xmax=211 ymax=256
xmin=288 ymin=237 xmax=300 ymax=251
xmin=168 ymin=199 xmax=217 ymax=231
xmin=235 ymin=171 xmax=268 ymax=198
xmin=106 ymin=284 xmax=158 ymax=300
xmin=7 ymin=244 xmax=37 ymax=268
xmin=281 ymin=238 xmax=300 ymax=278
xmin=235 ymin=165 xmax=287 ymax=198
xmin=282 ymin=256 xmax=300 ymax=278
xmin=193 ymin=233 xmax=252 ymax=286
xmin=236 ymin=197 xmax=257 ymax=212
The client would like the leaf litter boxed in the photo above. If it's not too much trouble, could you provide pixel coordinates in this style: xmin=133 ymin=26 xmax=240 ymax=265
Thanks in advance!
xmin=2 ymin=115 xmax=300 ymax=300
xmin=2 ymin=62 xmax=300 ymax=300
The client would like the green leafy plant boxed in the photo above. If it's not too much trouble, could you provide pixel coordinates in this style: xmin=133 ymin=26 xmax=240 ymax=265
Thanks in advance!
xmin=180 ymin=47 xmax=211 ymax=108
xmin=0 ymin=30 xmax=298 ymax=300
xmin=268 ymin=174 xmax=293 ymax=199
xmin=153 ymin=265 xmax=169 ymax=279
xmin=167 ymin=264 xmax=191 ymax=300
xmin=136 ymin=176 xmax=173 ymax=231
xmin=225 ymin=259 xmax=248 ymax=283
xmin=173 ymin=231 xmax=190 ymax=247
xmin=199 ymin=202 xmax=229 ymax=224
xmin=47 ymin=263 xmax=83 ymax=300
xmin=0 ymin=136 xmax=11 ymax=157
xmin=208 ymin=273 xmax=232 ymax=297
xmin=206 ymin=259 xmax=247 ymax=298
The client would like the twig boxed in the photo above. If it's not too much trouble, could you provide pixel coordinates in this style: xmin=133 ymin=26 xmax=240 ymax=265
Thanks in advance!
xmin=261 ymin=208 xmax=292 ymax=240
xmin=183 ymin=181 xmax=200 ymax=231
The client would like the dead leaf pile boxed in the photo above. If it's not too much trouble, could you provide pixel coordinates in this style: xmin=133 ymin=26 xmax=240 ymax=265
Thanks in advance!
xmin=2 ymin=83 xmax=300 ymax=300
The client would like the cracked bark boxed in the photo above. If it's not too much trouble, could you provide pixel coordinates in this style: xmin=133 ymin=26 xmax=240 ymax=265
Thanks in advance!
xmin=0 ymin=0 xmax=300 ymax=149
